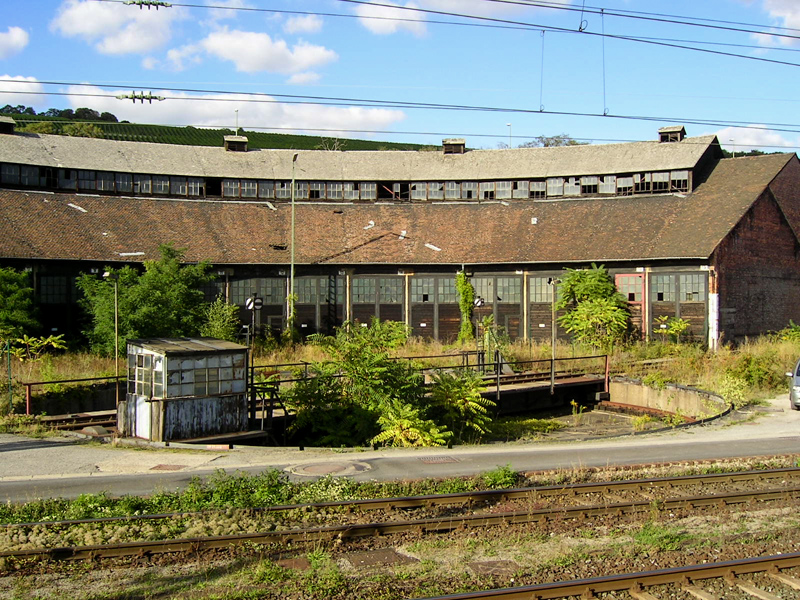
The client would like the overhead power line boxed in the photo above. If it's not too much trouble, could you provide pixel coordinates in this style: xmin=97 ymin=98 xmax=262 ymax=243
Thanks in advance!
xmin=91 ymin=0 xmax=800 ymax=69
xmin=6 ymin=78 xmax=800 ymax=136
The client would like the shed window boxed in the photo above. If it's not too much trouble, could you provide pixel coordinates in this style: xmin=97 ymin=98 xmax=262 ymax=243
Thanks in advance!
xmin=343 ymin=182 xmax=359 ymax=200
xmin=445 ymin=181 xmax=461 ymax=199
xmin=258 ymin=180 xmax=274 ymax=199
xmin=170 ymin=176 xmax=187 ymax=196
xmin=462 ymin=182 xmax=477 ymax=199
xmin=546 ymin=177 xmax=564 ymax=197
xmin=530 ymin=181 xmax=546 ymax=199
xmin=634 ymin=173 xmax=651 ymax=193
xmin=679 ymin=274 xmax=704 ymax=301
xmin=479 ymin=182 xmax=495 ymax=200
xmin=652 ymin=172 xmax=670 ymax=192
xmin=513 ymin=180 xmax=529 ymax=199
xmin=327 ymin=182 xmax=342 ymax=200
xmin=1 ymin=163 xmax=20 ymax=184
xmin=241 ymin=180 xmax=257 ymax=198
xmin=263 ymin=278 xmax=286 ymax=303
xmin=617 ymin=275 xmax=643 ymax=302
xmin=411 ymin=278 xmax=434 ymax=302
xmin=39 ymin=275 xmax=68 ymax=304
xmin=309 ymin=182 xmax=324 ymax=199
xmin=580 ymin=176 xmax=598 ymax=195
xmin=496 ymin=181 xmax=513 ymax=199
xmin=670 ymin=170 xmax=689 ymax=192
xmin=78 ymin=170 xmax=96 ymax=190
xmin=360 ymin=182 xmax=377 ymax=200
xmin=473 ymin=277 xmax=494 ymax=304
xmin=188 ymin=178 xmax=203 ymax=196
xmin=617 ymin=176 xmax=634 ymax=195
xmin=353 ymin=278 xmax=376 ymax=303
xmin=95 ymin=172 xmax=114 ymax=191
xmin=496 ymin=277 xmax=521 ymax=303
xmin=152 ymin=176 xmax=169 ymax=195
xmin=651 ymin=275 xmax=675 ymax=302
xmin=529 ymin=277 xmax=554 ymax=303
xmin=379 ymin=278 xmax=402 ymax=303
xmin=134 ymin=175 xmax=152 ymax=194
xmin=411 ymin=182 xmax=427 ymax=200
xmin=428 ymin=182 xmax=444 ymax=200
xmin=59 ymin=169 xmax=76 ymax=189
xmin=564 ymin=177 xmax=580 ymax=196
xmin=599 ymin=175 xmax=616 ymax=194
xmin=438 ymin=278 xmax=457 ymax=303
xmin=116 ymin=173 xmax=133 ymax=193
xmin=21 ymin=166 xmax=40 ymax=187
xmin=222 ymin=179 xmax=239 ymax=197
xmin=297 ymin=278 xmax=317 ymax=304
xmin=275 ymin=182 xmax=291 ymax=199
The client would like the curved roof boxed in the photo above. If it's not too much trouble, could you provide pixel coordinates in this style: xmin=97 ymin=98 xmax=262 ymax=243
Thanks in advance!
xmin=0 ymin=131 xmax=718 ymax=181
xmin=0 ymin=153 xmax=793 ymax=267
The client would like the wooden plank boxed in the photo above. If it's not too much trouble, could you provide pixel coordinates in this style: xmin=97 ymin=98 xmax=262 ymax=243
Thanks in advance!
xmin=629 ymin=589 xmax=659 ymax=600
xmin=682 ymin=585 xmax=719 ymax=600
xmin=768 ymin=571 xmax=800 ymax=590
xmin=734 ymin=579 xmax=781 ymax=600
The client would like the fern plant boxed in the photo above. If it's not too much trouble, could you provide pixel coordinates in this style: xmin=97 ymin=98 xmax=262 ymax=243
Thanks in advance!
xmin=370 ymin=400 xmax=452 ymax=447
xmin=430 ymin=369 xmax=494 ymax=442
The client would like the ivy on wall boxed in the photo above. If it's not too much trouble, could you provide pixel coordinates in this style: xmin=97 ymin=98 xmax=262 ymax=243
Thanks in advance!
xmin=456 ymin=271 xmax=475 ymax=343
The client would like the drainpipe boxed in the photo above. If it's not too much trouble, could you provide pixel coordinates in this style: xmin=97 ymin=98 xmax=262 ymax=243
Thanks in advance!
xmin=708 ymin=266 xmax=719 ymax=352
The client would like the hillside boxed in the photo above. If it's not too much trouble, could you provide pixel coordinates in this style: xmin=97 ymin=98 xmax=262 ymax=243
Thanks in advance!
xmin=4 ymin=114 xmax=432 ymax=151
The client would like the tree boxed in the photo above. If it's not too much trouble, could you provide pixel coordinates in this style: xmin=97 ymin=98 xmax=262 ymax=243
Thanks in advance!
xmin=77 ymin=244 xmax=214 ymax=356
xmin=456 ymin=271 xmax=476 ymax=343
xmin=519 ymin=134 xmax=587 ymax=148
xmin=556 ymin=264 xmax=629 ymax=351
xmin=0 ymin=267 xmax=39 ymax=345
xmin=19 ymin=121 xmax=57 ymax=135
xmin=0 ymin=105 xmax=35 ymax=115
xmin=62 ymin=122 xmax=104 ymax=138
xmin=99 ymin=111 xmax=118 ymax=123
xmin=74 ymin=107 xmax=101 ymax=121
xmin=200 ymin=295 xmax=241 ymax=342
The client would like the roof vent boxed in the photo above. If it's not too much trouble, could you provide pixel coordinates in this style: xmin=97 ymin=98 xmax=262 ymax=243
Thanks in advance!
xmin=0 ymin=116 xmax=16 ymax=135
xmin=443 ymin=138 xmax=466 ymax=155
xmin=223 ymin=135 xmax=248 ymax=152
xmin=658 ymin=126 xmax=686 ymax=143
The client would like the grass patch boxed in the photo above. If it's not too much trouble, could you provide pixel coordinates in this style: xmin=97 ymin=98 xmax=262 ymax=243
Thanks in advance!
xmin=487 ymin=416 xmax=566 ymax=441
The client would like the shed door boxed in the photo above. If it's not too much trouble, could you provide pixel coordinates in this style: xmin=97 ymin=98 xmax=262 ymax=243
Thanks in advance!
xmin=135 ymin=395 xmax=151 ymax=439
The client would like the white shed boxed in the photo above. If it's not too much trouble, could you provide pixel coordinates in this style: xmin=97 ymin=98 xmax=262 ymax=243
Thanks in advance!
xmin=118 ymin=338 xmax=249 ymax=442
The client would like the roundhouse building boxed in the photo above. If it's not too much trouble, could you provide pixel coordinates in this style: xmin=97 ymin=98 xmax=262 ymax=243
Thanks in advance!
xmin=1 ymin=120 xmax=800 ymax=349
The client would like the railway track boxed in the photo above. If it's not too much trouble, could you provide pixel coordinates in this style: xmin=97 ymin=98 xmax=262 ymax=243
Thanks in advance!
xmin=3 ymin=479 xmax=799 ymax=565
xmin=414 ymin=552 xmax=800 ymax=600
xmin=38 ymin=410 xmax=116 ymax=431
xmin=7 ymin=467 xmax=800 ymax=531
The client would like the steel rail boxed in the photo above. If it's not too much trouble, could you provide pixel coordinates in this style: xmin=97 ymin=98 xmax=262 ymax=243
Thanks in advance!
xmin=411 ymin=552 xmax=800 ymax=599
xmin=3 ymin=485 xmax=799 ymax=564
xmin=6 ymin=467 xmax=800 ymax=530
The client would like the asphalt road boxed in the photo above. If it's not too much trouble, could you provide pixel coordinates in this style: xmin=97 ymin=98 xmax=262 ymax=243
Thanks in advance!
xmin=1 ymin=396 xmax=798 ymax=504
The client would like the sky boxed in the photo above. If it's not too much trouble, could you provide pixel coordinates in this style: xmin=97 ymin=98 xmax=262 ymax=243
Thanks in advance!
xmin=3 ymin=0 xmax=800 ymax=152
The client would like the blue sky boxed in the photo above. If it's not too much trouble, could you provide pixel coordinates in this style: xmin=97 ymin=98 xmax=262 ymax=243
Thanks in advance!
xmin=2 ymin=0 xmax=800 ymax=152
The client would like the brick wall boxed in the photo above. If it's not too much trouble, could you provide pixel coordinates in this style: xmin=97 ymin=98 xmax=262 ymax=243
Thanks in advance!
xmin=713 ymin=182 xmax=800 ymax=342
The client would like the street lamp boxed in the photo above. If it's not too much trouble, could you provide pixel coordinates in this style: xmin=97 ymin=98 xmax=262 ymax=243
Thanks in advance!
xmin=103 ymin=271 xmax=120 ymax=407
xmin=287 ymin=153 xmax=299 ymax=336
xmin=506 ymin=123 xmax=512 ymax=148
xmin=474 ymin=297 xmax=485 ymax=372
xmin=729 ymin=138 xmax=735 ymax=159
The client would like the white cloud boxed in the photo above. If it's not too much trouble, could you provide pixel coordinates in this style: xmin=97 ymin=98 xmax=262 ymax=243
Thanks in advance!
xmin=0 ymin=75 xmax=46 ymax=107
xmin=200 ymin=29 xmax=337 ymax=73
xmin=715 ymin=125 xmax=796 ymax=152
xmin=63 ymin=85 xmax=405 ymax=135
xmin=284 ymin=15 xmax=323 ymax=35
xmin=50 ymin=0 xmax=185 ymax=55
xmin=166 ymin=44 xmax=202 ymax=71
xmin=141 ymin=56 xmax=158 ymax=70
xmin=355 ymin=2 xmax=427 ymax=36
xmin=0 ymin=27 xmax=29 ymax=59
xmin=753 ymin=0 xmax=800 ymax=46
xmin=203 ymin=0 xmax=253 ymax=24
xmin=287 ymin=72 xmax=321 ymax=85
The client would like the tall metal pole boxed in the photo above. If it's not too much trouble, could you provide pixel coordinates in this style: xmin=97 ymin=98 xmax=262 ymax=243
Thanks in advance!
xmin=549 ymin=278 xmax=559 ymax=395
xmin=288 ymin=153 xmax=299 ymax=333
xmin=114 ymin=279 xmax=119 ymax=407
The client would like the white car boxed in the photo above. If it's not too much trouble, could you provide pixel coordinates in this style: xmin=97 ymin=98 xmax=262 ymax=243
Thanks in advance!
xmin=785 ymin=360 xmax=800 ymax=411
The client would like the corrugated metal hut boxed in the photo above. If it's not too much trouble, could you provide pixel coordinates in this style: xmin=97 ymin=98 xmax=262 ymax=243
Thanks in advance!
xmin=120 ymin=337 xmax=248 ymax=442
